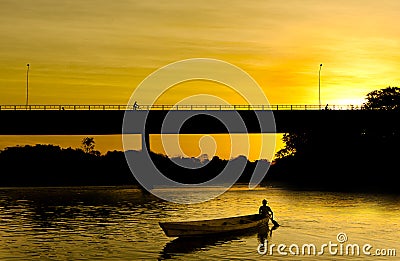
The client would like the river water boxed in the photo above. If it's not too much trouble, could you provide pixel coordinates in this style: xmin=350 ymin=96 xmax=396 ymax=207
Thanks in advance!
xmin=0 ymin=186 xmax=398 ymax=260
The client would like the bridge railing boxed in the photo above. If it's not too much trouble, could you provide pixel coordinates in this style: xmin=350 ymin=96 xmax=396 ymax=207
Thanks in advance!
xmin=0 ymin=104 xmax=363 ymax=111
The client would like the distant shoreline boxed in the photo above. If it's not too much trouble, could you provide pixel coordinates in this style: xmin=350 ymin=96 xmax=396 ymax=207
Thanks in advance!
xmin=0 ymin=144 xmax=398 ymax=194
xmin=0 ymin=183 xmax=397 ymax=196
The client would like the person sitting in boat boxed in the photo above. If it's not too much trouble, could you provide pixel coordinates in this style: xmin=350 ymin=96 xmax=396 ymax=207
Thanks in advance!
xmin=259 ymin=199 xmax=273 ymax=219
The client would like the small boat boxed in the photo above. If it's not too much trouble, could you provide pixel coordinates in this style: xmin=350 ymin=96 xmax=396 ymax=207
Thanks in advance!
xmin=159 ymin=213 xmax=270 ymax=237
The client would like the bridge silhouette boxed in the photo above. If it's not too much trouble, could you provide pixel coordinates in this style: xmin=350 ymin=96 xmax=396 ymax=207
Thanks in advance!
xmin=1 ymin=104 xmax=398 ymax=150
xmin=0 ymin=104 xmax=362 ymax=111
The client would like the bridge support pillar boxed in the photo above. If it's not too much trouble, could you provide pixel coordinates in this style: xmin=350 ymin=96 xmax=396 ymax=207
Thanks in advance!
xmin=142 ymin=132 xmax=150 ymax=152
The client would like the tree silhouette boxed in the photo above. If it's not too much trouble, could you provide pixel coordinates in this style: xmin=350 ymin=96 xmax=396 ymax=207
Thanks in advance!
xmin=363 ymin=86 xmax=400 ymax=111
xmin=275 ymin=132 xmax=309 ymax=159
xmin=269 ymin=86 xmax=400 ymax=193
xmin=82 ymin=137 xmax=96 ymax=154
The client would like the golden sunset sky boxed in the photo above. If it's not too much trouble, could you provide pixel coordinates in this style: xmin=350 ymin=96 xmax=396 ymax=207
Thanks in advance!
xmin=0 ymin=0 xmax=399 ymax=160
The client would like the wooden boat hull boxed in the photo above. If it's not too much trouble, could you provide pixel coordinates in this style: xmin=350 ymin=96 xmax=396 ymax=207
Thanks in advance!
xmin=159 ymin=214 xmax=269 ymax=237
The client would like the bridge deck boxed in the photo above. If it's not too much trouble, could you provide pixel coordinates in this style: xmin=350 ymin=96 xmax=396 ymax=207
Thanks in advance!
xmin=0 ymin=107 xmax=398 ymax=135
xmin=0 ymin=104 xmax=363 ymax=111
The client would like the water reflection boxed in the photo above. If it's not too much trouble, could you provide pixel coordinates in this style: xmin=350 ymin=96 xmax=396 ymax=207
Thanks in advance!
xmin=0 ymin=186 xmax=399 ymax=260
xmin=159 ymin=224 xmax=279 ymax=260
xmin=0 ymin=187 xmax=169 ymax=260
xmin=257 ymin=223 xmax=278 ymax=245
xmin=159 ymin=236 xmax=234 ymax=260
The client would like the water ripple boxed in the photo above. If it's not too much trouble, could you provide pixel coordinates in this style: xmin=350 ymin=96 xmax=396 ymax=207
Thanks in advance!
xmin=0 ymin=187 xmax=399 ymax=260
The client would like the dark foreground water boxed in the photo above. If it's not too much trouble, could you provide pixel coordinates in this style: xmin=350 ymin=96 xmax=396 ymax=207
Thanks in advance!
xmin=0 ymin=186 xmax=399 ymax=260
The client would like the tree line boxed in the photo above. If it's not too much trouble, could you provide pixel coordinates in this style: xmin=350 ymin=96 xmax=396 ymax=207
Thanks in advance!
xmin=0 ymin=138 xmax=269 ymax=187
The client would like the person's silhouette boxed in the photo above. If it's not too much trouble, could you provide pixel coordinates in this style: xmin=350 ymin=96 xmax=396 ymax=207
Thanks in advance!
xmin=259 ymin=199 xmax=273 ymax=219
xmin=259 ymin=199 xmax=280 ymax=226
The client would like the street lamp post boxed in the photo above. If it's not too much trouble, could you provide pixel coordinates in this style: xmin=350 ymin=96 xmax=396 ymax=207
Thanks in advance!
xmin=26 ymin=64 xmax=30 ymax=106
xmin=319 ymin=63 xmax=322 ymax=110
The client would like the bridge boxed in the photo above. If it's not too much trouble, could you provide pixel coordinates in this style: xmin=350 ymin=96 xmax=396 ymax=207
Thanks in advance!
xmin=0 ymin=104 xmax=398 ymax=149
xmin=0 ymin=104 xmax=363 ymax=111
xmin=0 ymin=104 xmax=397 ymax=134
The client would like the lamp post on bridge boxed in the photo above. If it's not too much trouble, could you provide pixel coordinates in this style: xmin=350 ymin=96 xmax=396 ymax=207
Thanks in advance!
xmin=26 ymin=63 xmax=30 ymax=106
xmin=319 ymin=63 xmax=322 ymax=110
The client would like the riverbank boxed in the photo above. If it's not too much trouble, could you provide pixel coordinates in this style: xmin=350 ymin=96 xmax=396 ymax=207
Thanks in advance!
xmin=0 ymin=144 xmax=398 ymax=194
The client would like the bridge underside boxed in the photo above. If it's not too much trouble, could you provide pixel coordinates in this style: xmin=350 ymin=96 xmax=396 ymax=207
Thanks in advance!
xmin=0 ymin=110 xmax=398 ymax=135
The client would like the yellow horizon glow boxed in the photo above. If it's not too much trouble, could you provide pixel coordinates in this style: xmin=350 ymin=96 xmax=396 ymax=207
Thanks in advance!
xmin=0 ymin=134 xmax=285 ymax=162
xmin=1 ymin=1 xmax=399 ymax=106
